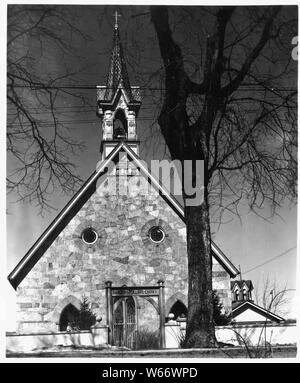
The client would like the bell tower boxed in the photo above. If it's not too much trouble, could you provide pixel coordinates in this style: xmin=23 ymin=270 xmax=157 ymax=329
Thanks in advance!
xmin=97 ymin=12 xmax=141 ymax=159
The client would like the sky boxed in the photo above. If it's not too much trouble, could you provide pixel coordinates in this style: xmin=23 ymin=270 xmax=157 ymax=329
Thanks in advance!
xmin=3 ymin=3 xmax=299 ymax=331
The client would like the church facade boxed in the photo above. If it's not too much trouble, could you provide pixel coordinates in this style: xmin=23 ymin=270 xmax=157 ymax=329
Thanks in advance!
xmin=8 ymin=19 xmax=239 ymax=347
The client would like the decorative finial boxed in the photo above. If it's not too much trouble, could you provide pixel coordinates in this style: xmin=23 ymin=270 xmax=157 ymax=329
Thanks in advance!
xmin=114 ymin=10 xmax=121 ymax=29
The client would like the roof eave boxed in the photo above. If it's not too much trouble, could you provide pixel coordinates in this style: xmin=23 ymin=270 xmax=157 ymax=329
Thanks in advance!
xmin=8 ymin=142 xmax=124 ymax=290
xmin=232 ymin=301 xmax=285 ymax=323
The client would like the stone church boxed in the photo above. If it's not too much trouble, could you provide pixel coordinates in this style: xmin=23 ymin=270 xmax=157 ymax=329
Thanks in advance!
xmin=8 ymin=18 xmax=239 ymax=348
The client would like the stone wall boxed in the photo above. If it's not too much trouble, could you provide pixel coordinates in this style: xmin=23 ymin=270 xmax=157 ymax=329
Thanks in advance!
xmin=165 ymin=321 xmax=298 ymax=348
xmin=16 ymin=168 xmax=232 ymax=334
xmin=8 ymin=322 xmax=296 ymax=353
xmin=215 ymin=322 xmax=298 ymax=346
xmin=6 ymin=327 xmax=109 ymax=353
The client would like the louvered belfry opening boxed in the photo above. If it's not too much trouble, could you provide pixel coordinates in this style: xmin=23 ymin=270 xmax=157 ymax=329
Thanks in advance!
xmin=113 ymin=109 xmax=128 ymax=140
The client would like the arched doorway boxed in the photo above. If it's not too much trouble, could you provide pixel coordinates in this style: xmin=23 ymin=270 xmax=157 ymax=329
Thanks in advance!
xmin=113 ymin=109 xmax=127 ymax=140
xmin=169 ymin=300 xmax=187 ymax=320
xmin=113 ymin=296 xmax=137 ymax=348
xmin=59 ymin=303 xmax=80 ymax=331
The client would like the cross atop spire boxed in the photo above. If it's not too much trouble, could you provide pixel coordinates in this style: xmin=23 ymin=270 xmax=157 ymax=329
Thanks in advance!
xmin=114 ymin=10 xmax=121 ymax=29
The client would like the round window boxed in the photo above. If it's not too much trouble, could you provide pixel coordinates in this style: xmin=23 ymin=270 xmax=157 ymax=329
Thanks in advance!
xmin=149 ymin=226 xmax=165 ymax=244
xmin=81 ymin=228 xmax=98 ymax=245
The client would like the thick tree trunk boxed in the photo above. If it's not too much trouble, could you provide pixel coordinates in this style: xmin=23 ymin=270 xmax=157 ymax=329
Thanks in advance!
xmin=150 ymin=5 xmax=215 ymax=348
xmin=183 ymin=191 xmax=215 ymax=348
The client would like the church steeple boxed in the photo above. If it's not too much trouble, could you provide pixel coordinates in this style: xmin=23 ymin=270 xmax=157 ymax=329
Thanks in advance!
xmin=104 ymin=12 xmax=132 ymax=102
xmin=97 ymin=12 xmax=141 ymax=159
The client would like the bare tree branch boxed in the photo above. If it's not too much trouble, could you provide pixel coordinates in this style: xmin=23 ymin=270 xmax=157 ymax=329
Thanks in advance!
xmin=7 ymin=5 xmax=93 ymax=212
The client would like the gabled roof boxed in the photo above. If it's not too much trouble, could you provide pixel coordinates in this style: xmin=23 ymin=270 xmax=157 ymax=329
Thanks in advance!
xmin=232 ymin=301 xmax=284 ymax=323
xmin=8 ymin=142 xmax=239 ymax=290
xmin=231 ymin=280 xmax=254 ymax=292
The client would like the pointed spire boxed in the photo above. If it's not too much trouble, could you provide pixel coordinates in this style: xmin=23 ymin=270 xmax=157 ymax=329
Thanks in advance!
xmin=97 ymin=14 xmax=141 ymax=114
xmin=104 ymin=12 xmax=132 ymax=101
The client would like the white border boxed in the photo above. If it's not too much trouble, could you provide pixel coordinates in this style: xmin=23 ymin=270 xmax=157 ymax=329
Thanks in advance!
xmin=2 ymin=0 xmax=299 ymax=364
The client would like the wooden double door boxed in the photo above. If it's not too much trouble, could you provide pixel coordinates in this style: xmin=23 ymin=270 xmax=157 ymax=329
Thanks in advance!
xmin=113 ymin=296 xmax=137 ymax=349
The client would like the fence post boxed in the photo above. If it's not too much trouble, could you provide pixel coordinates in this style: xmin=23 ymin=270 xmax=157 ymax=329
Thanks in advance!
xmin=158 ymin=280 xmax=166 ymax=349
xmin=105 ymin=281 xmax=113 ymax=345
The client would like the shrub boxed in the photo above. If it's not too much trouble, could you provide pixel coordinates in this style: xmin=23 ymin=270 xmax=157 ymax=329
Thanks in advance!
xmin=135 ymin=327 xmax=160 ymax=350
xmin=213 ymin=290 xmax=231 ymax=326
xmin=74 ymin=296 xmax=96 ymax=330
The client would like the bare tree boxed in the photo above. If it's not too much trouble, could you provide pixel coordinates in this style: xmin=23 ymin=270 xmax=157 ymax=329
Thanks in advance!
xmin=255 ymin=276 xmax=293 ymax=317
xmin=7 ymin=5 xmax=92 ymax=211
xmin=150 ymin=6 xmax=297 ymax=347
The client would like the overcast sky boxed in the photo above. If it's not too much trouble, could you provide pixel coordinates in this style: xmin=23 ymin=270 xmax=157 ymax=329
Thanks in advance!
xmin=4 ymin=3 xmax=298 ymax=330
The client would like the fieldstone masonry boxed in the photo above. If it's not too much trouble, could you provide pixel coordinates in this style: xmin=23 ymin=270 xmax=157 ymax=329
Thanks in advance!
xmin=16 ymin=166 xmax=232 ymax=334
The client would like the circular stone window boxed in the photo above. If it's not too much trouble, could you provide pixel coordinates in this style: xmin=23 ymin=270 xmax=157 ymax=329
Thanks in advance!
xmin=81 ymin=228 xmax=98 ymax=245
xmin=148 ymin=226 xmax=165 ymax=244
